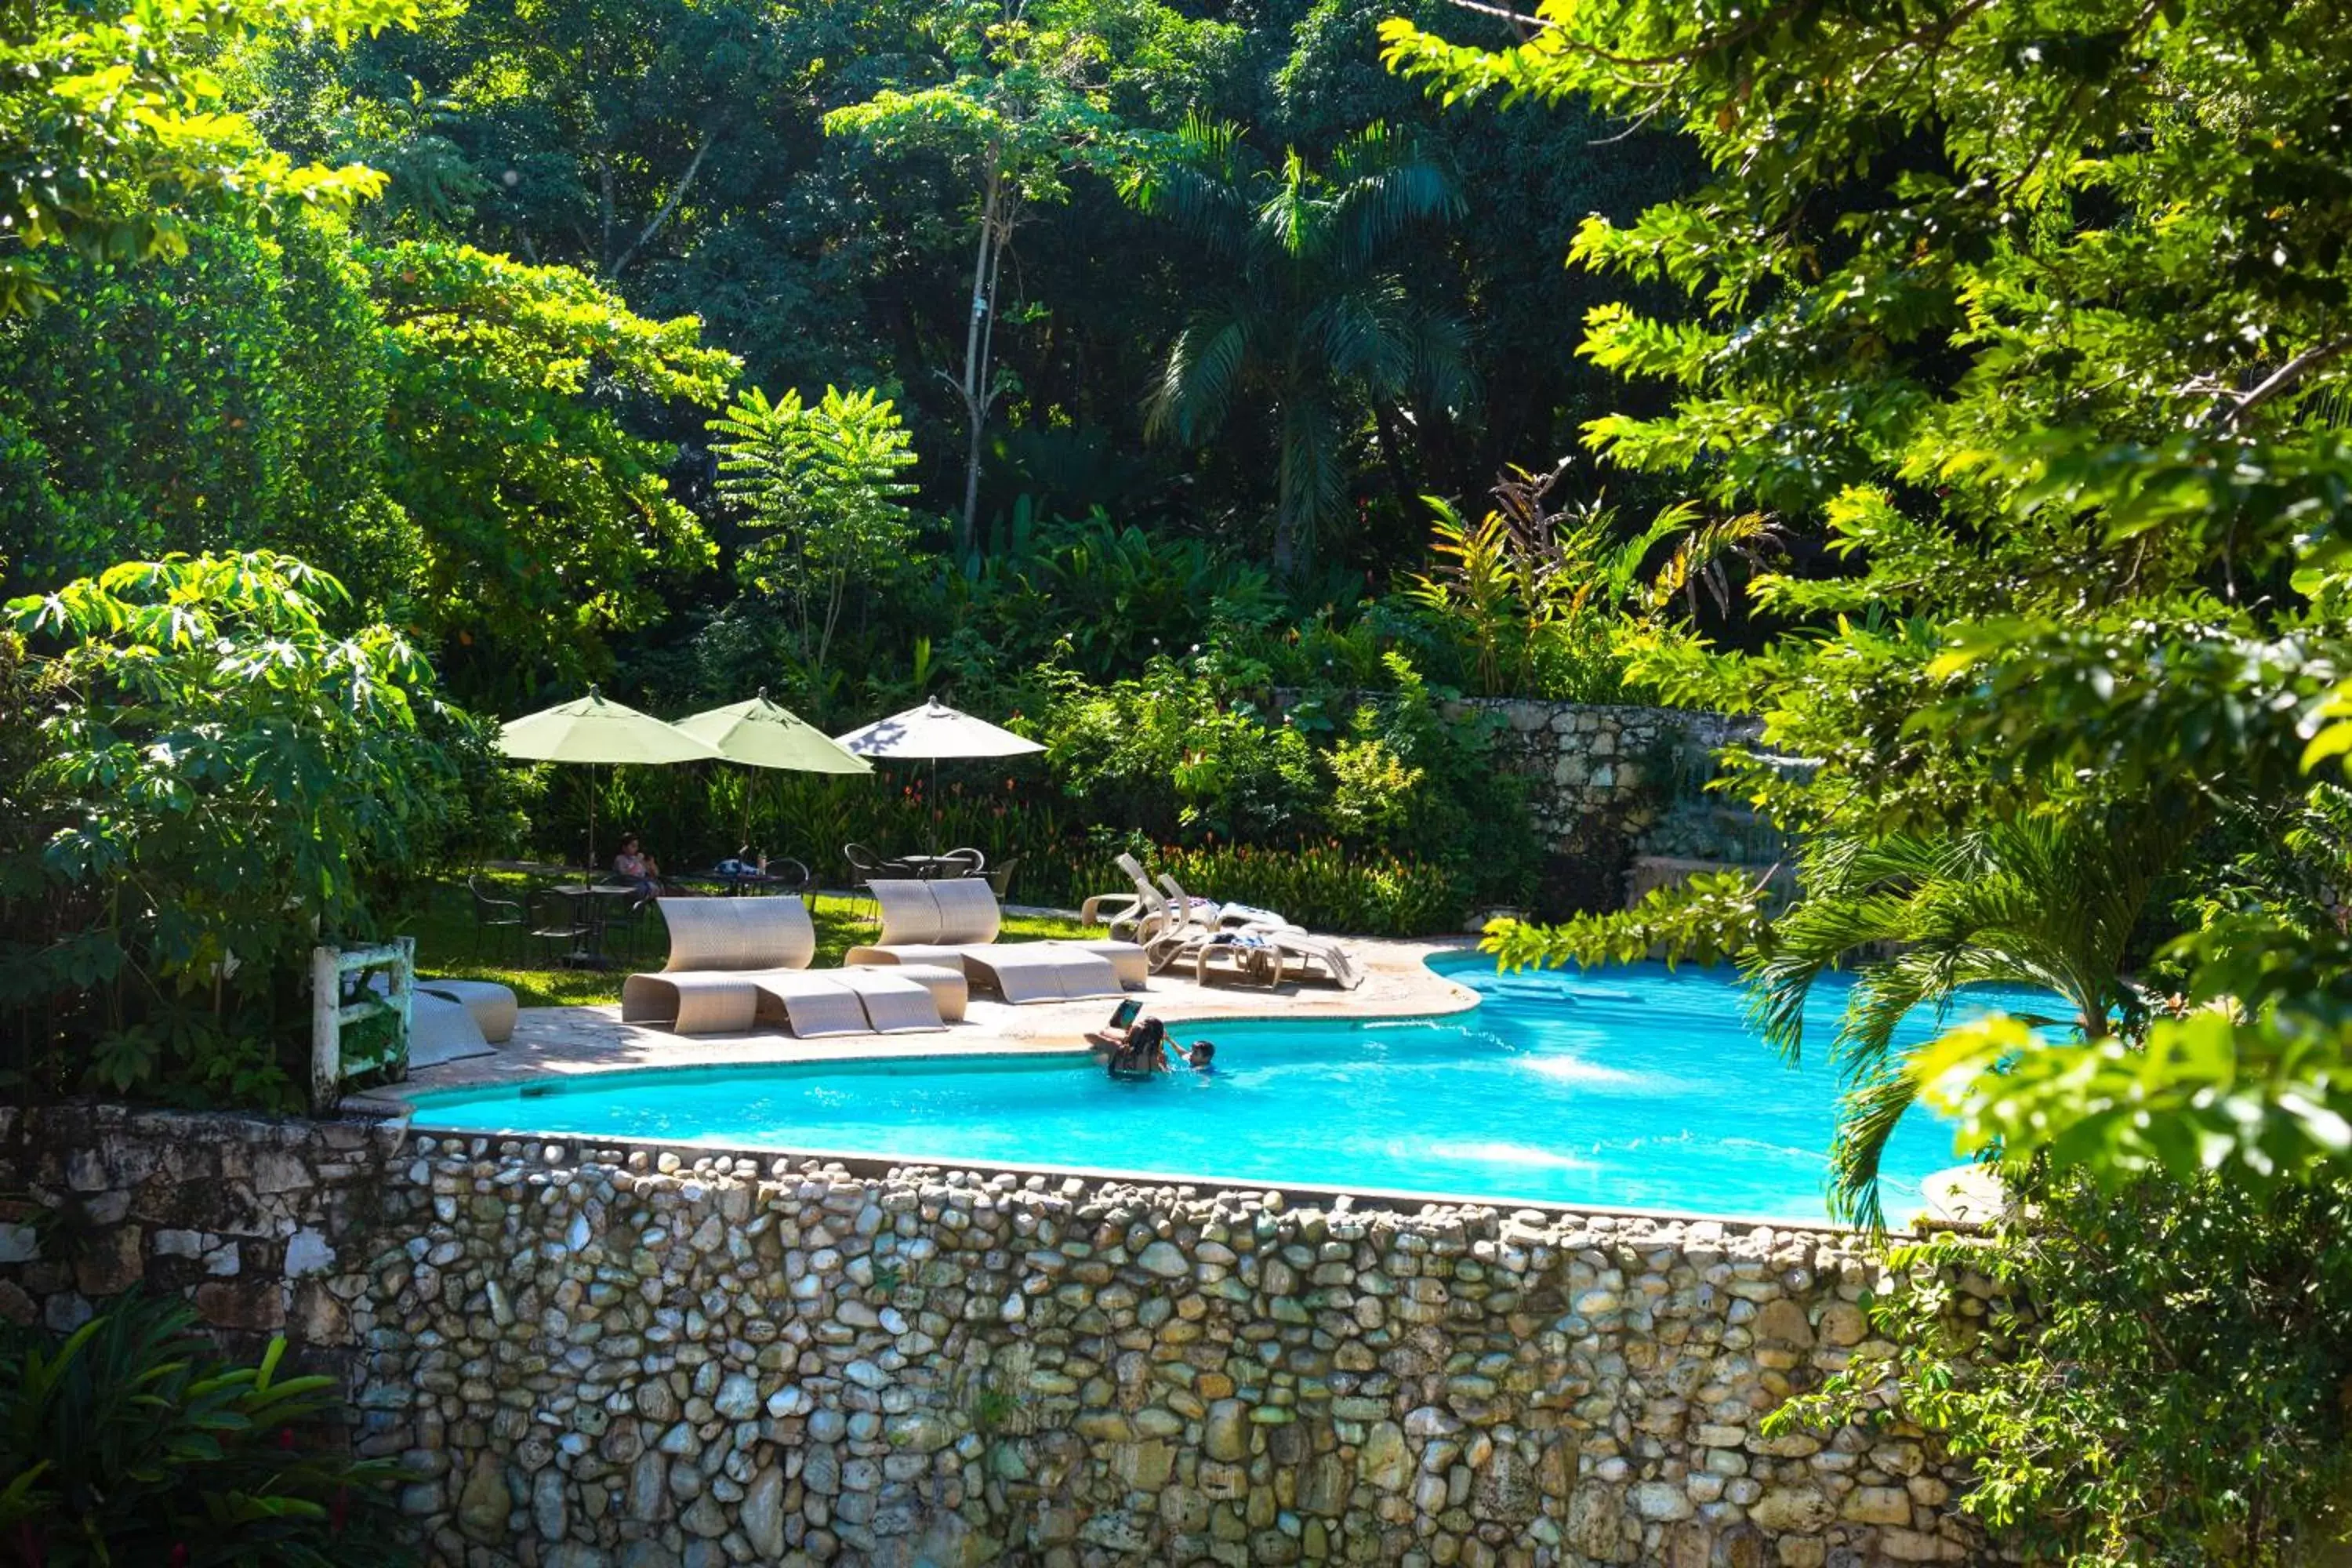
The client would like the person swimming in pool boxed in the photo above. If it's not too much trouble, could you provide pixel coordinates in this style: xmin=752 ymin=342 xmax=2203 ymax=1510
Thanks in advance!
xmin=1187 ymin=1040 xmax=1216 ymax=1074
xmin=1107 ymin=1016 xmax=1172 ymax=1078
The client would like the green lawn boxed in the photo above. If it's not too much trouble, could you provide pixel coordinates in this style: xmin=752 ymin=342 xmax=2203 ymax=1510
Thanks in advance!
xmin=394 ymin=874 xmax=1091 ymax=1008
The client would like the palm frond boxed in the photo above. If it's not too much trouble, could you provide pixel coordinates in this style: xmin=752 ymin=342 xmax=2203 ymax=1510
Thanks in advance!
xmin=1406 ymin=308 xmax=1480 ymax=418
xmin=1304 ymin=288 xmax=1413 ymax=391
xmin=1145 ymin=311 xmax=1252 ymax=445
xmin=1828 ymin=1066 xmax=1920 ymax=1231
xmin=1276 ymin=394 xmax=1347 ymax=565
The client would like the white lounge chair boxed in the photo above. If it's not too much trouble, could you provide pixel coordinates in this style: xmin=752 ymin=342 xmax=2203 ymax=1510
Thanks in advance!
xmin=847 ymin=879 xmax=1146 ymax=1002
xmin=1143 ymin=872 xmax=1361 ymax=989
xmin=622 ymin=896 xmax=967 ymax=1037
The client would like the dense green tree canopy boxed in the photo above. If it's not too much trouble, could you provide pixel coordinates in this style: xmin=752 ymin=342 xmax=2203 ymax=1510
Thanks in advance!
xmin=1394 ymin=0 xmax=2352 ymax=1194
xmin=0 ymin=0 xmax=416 ymax=314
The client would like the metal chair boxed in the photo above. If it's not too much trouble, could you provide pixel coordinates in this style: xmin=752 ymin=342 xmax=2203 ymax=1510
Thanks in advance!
xmin=938 ymin=846 xmax=986 ymax=880
xmin=844 ymin=843 xmax=898 ymax=920
xmin=759 ymin=858 xmax=811 ymax=895
xmin=984 ymin=856 xmax=1019 ymax=901
xmin=466 ymin=875 xmax=525 ymax=960
xmin=598 ymin=879 xmax=653 ymax=964
xmin=528 ymin=887 xmax=593 ymax=969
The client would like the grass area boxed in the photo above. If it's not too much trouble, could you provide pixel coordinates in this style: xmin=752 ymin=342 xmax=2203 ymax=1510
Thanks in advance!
xmin=393 ymin=873 xmax=1091 ymax=1009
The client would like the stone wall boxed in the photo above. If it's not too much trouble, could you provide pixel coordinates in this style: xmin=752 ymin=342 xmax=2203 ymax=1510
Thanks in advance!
xmin=363 ymin=1137 xmax=1981 ymax=1568
xmin=0 ymin=1103 xmax=403 ymax=1368
xmin=1443 ymin=701 xmax=1762 ymax=915
xmin=0 ymin=1110 xmax=1987 ymax=1568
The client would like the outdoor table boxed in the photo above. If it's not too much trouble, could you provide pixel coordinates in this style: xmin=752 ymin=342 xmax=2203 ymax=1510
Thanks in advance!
xmin=546 ymin=884 xmax=638 ymax=967
xmin=891 ymin=854 xmax=970 ymax=880
xmin=677 ymin=869 xmax=807 ymax=897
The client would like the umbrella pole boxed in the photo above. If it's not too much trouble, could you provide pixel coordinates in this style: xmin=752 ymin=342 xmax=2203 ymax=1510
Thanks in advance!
xmin=585 ymin=764 xmax=597 ymax=892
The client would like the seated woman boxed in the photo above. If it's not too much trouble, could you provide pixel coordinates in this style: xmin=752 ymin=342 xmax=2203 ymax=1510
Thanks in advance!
xmin=612 ymin=833 xmax=664 ymax=898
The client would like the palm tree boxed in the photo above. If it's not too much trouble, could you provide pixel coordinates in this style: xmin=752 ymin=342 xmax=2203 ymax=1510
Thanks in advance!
xmin=1124 ymin=116 xmax=1477 ymax=573
xmin=1750 ymin=809 xmax=2186 ymax=1229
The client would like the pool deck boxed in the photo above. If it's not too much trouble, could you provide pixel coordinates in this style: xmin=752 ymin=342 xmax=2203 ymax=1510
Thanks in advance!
xmin=383 ymin=935 xmax=1486 ymax=1104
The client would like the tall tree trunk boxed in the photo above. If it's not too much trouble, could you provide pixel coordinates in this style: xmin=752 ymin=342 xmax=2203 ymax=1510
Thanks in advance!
xmin=955 ymin=160 xmax=1004 ymax=557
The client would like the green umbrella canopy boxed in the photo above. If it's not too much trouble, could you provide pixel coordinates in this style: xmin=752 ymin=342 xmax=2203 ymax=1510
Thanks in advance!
xmin=497 ymin=688 xmax=722 ymax=765
xmin=497 ymin=688 xmax=720 ymax=883
xmin=674 ymin=691 xmax=872 ymax=775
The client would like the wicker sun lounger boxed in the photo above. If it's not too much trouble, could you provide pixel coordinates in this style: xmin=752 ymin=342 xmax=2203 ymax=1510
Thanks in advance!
xmin=845 ymin=880 xmax=1145 ymax=1002
xmin=620 ymin=895 xmax=966 ymax=1036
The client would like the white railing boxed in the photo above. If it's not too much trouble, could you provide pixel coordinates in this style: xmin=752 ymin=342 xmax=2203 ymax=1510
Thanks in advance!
xmin=310 ymin=938 xmax=415 ymax=1112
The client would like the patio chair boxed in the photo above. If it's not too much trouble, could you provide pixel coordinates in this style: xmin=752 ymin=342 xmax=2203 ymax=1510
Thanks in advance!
xmin=597 ymin=878 xmax=655 ymax=964
xmin=983 ymin=856 xmax=1019 ymax=901
xmin=1156 ymin=871 xmax=1293 ymax=935
xmin=844 ymin=842 xmax=903 ymax=918
xmin=1079 ymin=853 xmax=1183 ymax=944
xmin=938 ymin=846 xmax=986 ymax=880
xmin=466 ymin=875 xmax=526 ymax=961
xmin=846 ymin=879 xmax=1146 ymax=1002
xmin=760 ymin=857 xmax=811 ymax=895
xmin=1149 ymin=922 xmax=1363 ymax=990
xmin=527 ymin=887 xmax=593 ymax=968
xmin=622 ymin=895 xmax=967 ymax=1038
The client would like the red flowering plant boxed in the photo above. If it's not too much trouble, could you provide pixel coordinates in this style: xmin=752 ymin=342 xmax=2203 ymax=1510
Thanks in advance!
xmin=0 ymin=1292 xmax=412 ymax=1566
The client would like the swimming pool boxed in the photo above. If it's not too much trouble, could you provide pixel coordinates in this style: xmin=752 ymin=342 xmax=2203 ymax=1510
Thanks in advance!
xmin=411 ymin=953 xmax=2023 ymax=1223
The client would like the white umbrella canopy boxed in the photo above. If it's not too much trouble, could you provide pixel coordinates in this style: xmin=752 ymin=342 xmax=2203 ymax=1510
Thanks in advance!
xmin=497 ymin=688 xmax=721 ymax=884
xmin=834 ymin=696 xmax=1045 ymax=760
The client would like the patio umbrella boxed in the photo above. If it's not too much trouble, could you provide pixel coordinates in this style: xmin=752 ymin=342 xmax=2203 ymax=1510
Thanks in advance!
xmin=834 ymin=695 xmax=1044 ymax=807
xmin=834 ymin=695 xmax=1045 ymax=760
xmin=675 ymin=688 xmax=871 ymax=850
xmin=497 ymin=687 xmax=721 ymax=885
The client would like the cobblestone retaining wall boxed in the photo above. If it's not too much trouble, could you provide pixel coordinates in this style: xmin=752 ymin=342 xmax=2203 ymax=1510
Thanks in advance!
xmin=366 ymin=1137 xmax=1982 ymax=1568
xmin=0 ymin=1110 xmax=1987 ymax=1567
xmin=1440 ymin=701 xmax=1761 ymax=914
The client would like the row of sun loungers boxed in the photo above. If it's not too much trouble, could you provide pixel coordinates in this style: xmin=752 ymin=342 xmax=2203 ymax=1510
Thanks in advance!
xmin=622 ymin=882 xmax=1149 ymax=1037
xmin=617 ymin=862 xmax=1358 ymax=1042
xmin=621 ymin=895 xmax=973 ymax=1037
xmin=845 ymin=878 xmax=1148 ymax=1000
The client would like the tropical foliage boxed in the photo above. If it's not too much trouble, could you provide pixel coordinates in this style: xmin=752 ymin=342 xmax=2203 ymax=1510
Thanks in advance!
xmin=0 ymin=0 xmax=416 ymax=315
xmin=707 ymin=384 xmax=927 ymax=699
xmin=0 ymin=1292 xmax=408 ymax=1565
xmin=0 ymin=554 xmax=458 ymax=1108
xmin=1124 ymin=114 xmax=1474 ymax=572
xmin=1392 ymin=0 xmax=2352 ymax=1553
xmin=1769 ymin=1171 xmax=2352 ymax=1566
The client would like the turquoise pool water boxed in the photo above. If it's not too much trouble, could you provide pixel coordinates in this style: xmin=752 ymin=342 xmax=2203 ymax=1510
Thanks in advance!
xmin=411 ymin=955 xmax=2022 ymax=1223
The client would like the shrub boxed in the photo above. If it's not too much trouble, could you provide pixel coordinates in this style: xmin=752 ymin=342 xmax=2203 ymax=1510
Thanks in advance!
xmin=1038 ymin=657 xmax=1321 ymax=844
xmin=1142 ymin=842 xmax=1461 ymax=937
xmin=1771 ymin=1171 xmax=2352 ymax=1563
xmin=0 ymin=553 xmax=459 ymax=1107
xmin=0 ymin=1292 xmax=411 ymax=1566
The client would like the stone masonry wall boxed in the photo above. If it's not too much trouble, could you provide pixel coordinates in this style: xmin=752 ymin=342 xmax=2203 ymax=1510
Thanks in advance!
xmin=0 ymin=1109 xmax=1989 ymax=1568
xmin=1442 ymin=701 xmax=1762 ymax=915
xmin=363 ymin=1136 xmax=1983 ymax=1568
xmin=0 ymin=1102 xmax=402 ymax=1370
xmin=1446 ymin=701 xmax=1760 ymax=857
